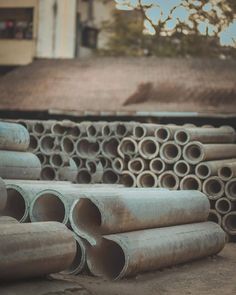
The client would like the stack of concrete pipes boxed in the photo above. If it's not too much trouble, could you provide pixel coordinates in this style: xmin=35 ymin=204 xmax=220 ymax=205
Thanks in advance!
xmin=13 ymin=119 xmax=236 ymax=239
xmin=1 ymin=179 xmax=226 ymax=279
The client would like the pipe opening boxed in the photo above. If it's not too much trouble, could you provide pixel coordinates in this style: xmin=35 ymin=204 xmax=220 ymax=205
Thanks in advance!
xmin=32 ymin=193 xmax=65 ymax=222
xmin=77 ymin=170 xmax=92 ymax=184
xmin=41 ymin=136 xmax=55 ymax=153
xmin=219 ymin=167 xmax=233 ymax=180
xmin=155 ymin=128 xmax=169 ymax=141
xmin=51 ymin=154 xmax=63 ymax=167
xmin=184 ymin=144 xmax=202 ymax=162
xmin=73 ymin=157 xmax=83 ymax=168
xmin=62 ymin=137 xmax=74 ymax=154
xmin=69 ymin=126 xmax=81 ymax=138
xmin=103 ymin=170 xmax=119 ymax=184
xmin=52 ymin=124 xmax=66 ymax=135
xmin=196 ymin=164 xmax=210 ymax=178
xmin=138 ymin=173 xmax=156 ymax=187
xmin=102 ymin=125 xmax=112 ymax=136
xmin=29 ymin=135 xmax=38 ymax=151
xmin=133 ymin=126 xmax=146 ymax=139
xmin=86 ymin=161 xmax=97 ymax=174
xmin=160 ymin=174 xmax=177 ymax=189
xmin=87 ymin=125 xmax=97 ymax=137
xmin=102 ymin=138 xmax=119 ymax=157
xmin=33 ymin=123 xmax=45 ymax=135
xmin=181 ymin=177 xmax=200 ymax=190
xmin=162 ymin=143 xmax=179 ymax=160
xmin=121 ymin=173 xmax=135 ymax=187
xmin=71 ymin=198 xmax=101 ymax=237
xmin=41 ymin=166 xmax=56 ymax=180
xmin=150 ymin=159 xmax=164 ymax=173
xmin=175 ymin=162 xmax=188 ymax=176
xmin=227 ymin=181 xmax=236 ymax=199
xmin=116 ymin=124 xmax=127 ymax=137
xmin=225 ymin=214 xmax=236 ymax=232
xmin=120 ymin=140 xmax=136 ymax=156
xmin=175 ymin=131 xmax=189 ymax=144
xmin=204 ymin=179 xmax=223 ymax=195
xmin=113 ymin=159 xmax=122 ymax=172
xmin=140 ymin=140 xmax=158 ymax=158
xmin=130 ymin=159 xmax=143 ymax=173
xmin=88 ymin=239 xmax=125 ymax=280
xmin=4 ymin=188 xmax=26 ymax=221
xmin=77 ymin=139 xmax=100 ymax=158
xmin=216 ymin=199 xmax=230 ymax=214
xmin=208 ymin=211 xmax=221 ymax=224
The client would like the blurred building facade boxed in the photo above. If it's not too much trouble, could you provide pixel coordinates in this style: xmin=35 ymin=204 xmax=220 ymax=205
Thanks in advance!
xmin=0 ymin=0 xmax=115 ymax=65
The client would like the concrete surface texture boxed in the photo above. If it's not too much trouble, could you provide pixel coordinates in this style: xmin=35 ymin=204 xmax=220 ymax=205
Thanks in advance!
xmin=0 ymin=243 xmax=235 ymax=295
xmin=0 ymin=57 xmax=235 ymax=114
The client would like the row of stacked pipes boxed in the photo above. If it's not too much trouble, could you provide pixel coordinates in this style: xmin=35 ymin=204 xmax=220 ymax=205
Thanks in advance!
xmin=0 ymin=119 xmax=233 ymax=280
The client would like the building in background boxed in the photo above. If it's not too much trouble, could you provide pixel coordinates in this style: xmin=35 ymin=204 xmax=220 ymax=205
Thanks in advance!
xmin=0 ymin=0 xmax=115 ymax=65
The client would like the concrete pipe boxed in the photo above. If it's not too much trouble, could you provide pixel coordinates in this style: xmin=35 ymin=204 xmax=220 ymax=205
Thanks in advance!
xmin=174 ymin=126 xmax=235 ymax=145
xmin=159 ymin=171 xmax=180 ymax=190
xmin=128 ymin=157 xmax=148 ymax=174
xmin=0 ymin=177 xmax=7 ymax=212
xmin=208 ymin=210 xmax=222 ymax=225
xmin=36 ymin=153 xmax=48 ymax=166
xmin=85 ymin=160 xmax=103 ymax=183
xmin=183 ymin=142 xmax=236 ymax=164
xmin=112 ymin=158 xmax=126 ymax=174
xmin=102 ymin=169 xmax=120 ymax=184
xmin=76 ymin=138 xmax=100 ymax=159
xmin=57 ymin=158 xmax=77 ymax=182
xmin=136 ymin=171 xmax=158 ymax=188
xmin=118 ymin=138 xmax=138 ymax=159
xmin=101 ymin=124 xmax=114 ymax=137
xmin=32 ymin=121 xmax=47 ymax=136
xmin=0 ymin=222 xmax=76 ymax=280
xmin=101 ymin=137 xmax=120 ymax=158
xmin=0 ymin=121 xmax=30 ymax=151
xmin=121 ymin=171 xmax=137 ymax=187
xmin=149 ymin=158 xmax=167 ymax=174
xmin=99 ymin=156 xmax=112 ymax=169
xmin=222 ymin=212 xmax=236 ymax=235
xmin=29 ymin=133 xmax=39 ymax=153
xmin=218 ymin=162 xmax=236 ymax=181
xmin=49 ymin=153 xmax=70 ymax=168
xmin=86 ymin=123 xmax=103 ymax=137
xmin=160 ymin=141 xmax=182 ymax=164
xmin=138 ymin=137 xmax=160 ymax=160
xmin=39 ymin=135 xmax=60 ymax=155
xmin=154 ymin=126 xmax=171 ymax=143
xmin=67 ymin=124 xmax=82 ymax=139
xmin=174 ymin=160 xmax=192 ymax=177
xmin=41 ymin=165 xmax=57 ymax=181
xmin=61 ymin=136 xmax=75 ymax=156
xmin=51 ymin=121 xmax=69 ymax=136
xmin=180 ymin=175 xmax=202 ymax=191
xmin=30 ymin=189 xmax=78 ymax=224
xmin=0 ymin=151 xmax=41 ymax=180
xmin=195 ymin=159 xmax=236 ymax=180
xmin=203 ymin=177 xmax=224 ymax=199
xmin=215 ymin=198 xmax=235 ymax=215
xmin=61 ymin=234 xmax=86 ymax=275
xmin=70 ymin=190 xmax=210 ymax=243
xmin=113 ymin=122 xmax=134 ymax=138
xmin=76 ymin=169 xmax=92 ymax=184
xmin=132 ymin=124 xmax=159 ymax=140
xmin=72 ymin=156 xmax=84 ymax=169
xmin=86 ymin=222 xmax=225 ymax=279
xmin=225 ymin=178 xmax=236 ymax=201
xmin=0 ymin=216 xmax=18 ymax=224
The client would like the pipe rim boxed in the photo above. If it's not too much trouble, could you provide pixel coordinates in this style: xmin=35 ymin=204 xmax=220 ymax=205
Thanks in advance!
xmin=61 ymin=136 xmax=75 ymax=155
xmin=180 ymin=175 xmax=202 ymax=191
xmin=223 ymin=212 xmax=236 ymax=235
xmin=173 ymin=160 xmax=190 ymax=177
xmin=225 ymin=178 xmax=236 ymax=201
xmin=159 ymin=171 xmax=179 ymax=190
xmin=128 ymin=158 xmax=145 ymax=174
xmin=150 ymin=158 xmax=165 ymax=174
xmin=202 ymin=177 xmax=224 ymax=198
xmin=208 ymin=210 xmax=221 ymax=225
xmin=137 ymin=171 xmax=158 ymax=188
xmin=183 ymin=142 xmax=204 ymax=164
xmin=121 ymin=171 xmax=137 ymax=187
xmin=174 ymin=130 xmax=190 ymax=145
xmin=195 ymin=163 xmax=211 ymax=179
xmin=138 ymin=138 xmax=159 ymax=160
xmin=133 ymin=125 xmax=147 ymax=140
xmin=101 ymin=137 xmax=119 ymax=158
xmin=160 ymin=141 xmax=181 ymax=164
xmin=154 ymin=127 xmax=170 ymax=143
xmin=218 ymin=166 xmax=233 ymax=181
xmin=215 ymin=198 xmax=231 ymax=215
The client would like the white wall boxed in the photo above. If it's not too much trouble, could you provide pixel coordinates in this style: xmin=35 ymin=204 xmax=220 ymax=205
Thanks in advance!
xmin=37 ymin=0 xmax=77 ymax=58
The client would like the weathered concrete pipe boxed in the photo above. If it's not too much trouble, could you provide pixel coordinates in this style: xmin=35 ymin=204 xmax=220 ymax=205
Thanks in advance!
xmin=0 ymin=177 xmax=7 ymax=212
xmin=138 ymin=137 xmax=160 ymax=160
xmin=132 ymin=124 xmax=160 ymax=140
xmin=39 ymin=135 xmax=60 ymax=155
xmin=41 ymin=165 xmax=57 ymax=181
xmin=136 ymin=171 xmax=158 ymax=188
xmin=118 ymin=137 xmax=138 ymax=159
xmin=29 ymin=133 xmax=39 ymax=153
xmin=0 ymin=151 xmax=41 ymax=180
xmin=70 ymin=190 xmax=210 ymax=243
xmin=76 ymin=169 xmax=92 ymax=184
xmin=87 ymin=222 xmax=225 ymax=279
xmin=86 ymin=159 xmax=103 ymax=183
xmin=149 ymin=158 xmax=167 ymax=174
xmin=112 ymin=158 xmax=126 ymax=174
xmin=160 ymin=141 xmax=182 ymax=164
xmin=180 ymin=175 xmax=202 ymax=191
xmin=174 ymin=126 xmax=235 ymax=145
xmin=57 ymin=158 xmax=77 ymax=182
xmin=0 ymin=121 xmax=29 ymax=151
xmin=159 ymin=171 xmax=179 ymax=190
xmin=218 ymin=162 xmax=236 ymax=181
xmin=49 ymin=153 xmax=70 ymax=168
xmin=76 ymin=137 xmax=100 ymax=159
xmin=121 ymin=171 xmax=137 ymax=187
xmin=0 ymin=222 xmax=76 ymax=280
xmin=36 ymin=152 xmax=48 ymax=165
xmin=183 ymin=142 xmax=236 ymax=164
xmin=195 ymin=159 xmax=236 ymax=179
xmin=102 ymin=169 xmax=120 ymax=184
xmin=202 ymin=176 xmax=224 ymax=198
xmin=215 ymin=198 xmax=235 ymax=215
xmin=61 ymin=136 xmax=75 ymax=156
xmin=128 ymin=157 xmax=148 ymax=174
xmin=222 ymin=212 xmax=236 ymax=235
xmin=101 ymin=137 xmax=120 ymax=158
xmin=225 ymin=178 xmax=236 ymax=201
xmin=208 ymin=210 xmax=222 ymax=225
xmin=174 ymin=160 xmax=192 ymax=177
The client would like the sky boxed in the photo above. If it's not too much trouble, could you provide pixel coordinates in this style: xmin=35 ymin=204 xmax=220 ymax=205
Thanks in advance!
xmin=115 ymin=0 xmax=236 ymax=47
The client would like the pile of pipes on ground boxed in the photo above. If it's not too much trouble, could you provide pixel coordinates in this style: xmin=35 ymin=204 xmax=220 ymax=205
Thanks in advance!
xmin=12 ymin=119 xmax=236 ymax=239
xmin=0 ymin=178 xmax=226 ymax=280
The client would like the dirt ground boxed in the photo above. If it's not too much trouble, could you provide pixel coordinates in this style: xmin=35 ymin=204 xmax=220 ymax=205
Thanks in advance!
xmin=1 ymin=243 xmax=236 ymax=295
